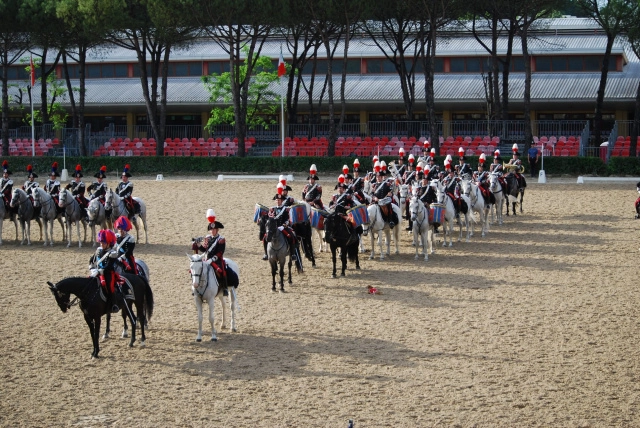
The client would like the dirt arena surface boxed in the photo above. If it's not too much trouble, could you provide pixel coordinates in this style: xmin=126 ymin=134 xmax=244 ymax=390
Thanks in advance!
xmin=1 ymin=176 xmax=639 ymax=427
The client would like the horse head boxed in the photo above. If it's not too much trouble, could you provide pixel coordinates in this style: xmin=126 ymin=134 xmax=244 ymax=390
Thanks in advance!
xmin=87 ymin=198 xmax=101 ymax=221
xmin=10 ymin=188 xmax=21 ymax=207
xmin=264 ymin=216 xmax=278 ymax=242
xmin=58 ymin=189 xmax=71 ymax=208
xmin=47 ymin=281 xmax=69 ymax=313
xmin=409 ymin=197 xmax=421 ymax=223
xmin=459 ymin=178 xmax=471 ymax=196
xmin=188 ymin=254 xmax=205 ymax=288
xmin=489 ymin=173 xmax=500 ymax=192
xmin=399 ymin=184 xmax=410 ymax=203
xmin=104 ymin=189 xmax=114 ymax=210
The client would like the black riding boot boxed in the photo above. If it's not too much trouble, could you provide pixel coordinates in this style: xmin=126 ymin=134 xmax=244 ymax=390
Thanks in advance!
xmin=406 ymin=218 xmax=413 ymax=231
xmin=390 ymin=210 xmax=398 ymax=229
xmin=108 ymin=292 xmax=119 ymax=313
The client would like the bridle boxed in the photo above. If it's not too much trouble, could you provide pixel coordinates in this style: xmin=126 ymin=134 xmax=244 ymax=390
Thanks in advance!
xmin=266 ymin=219 xmax=287 ymax=252
xmin=409 ymin=198 xmax=427 ymax=234
xmin=190 ymin=260 xmax=211 ymax=299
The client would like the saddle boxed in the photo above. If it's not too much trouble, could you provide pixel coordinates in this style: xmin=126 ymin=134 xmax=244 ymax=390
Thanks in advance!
xmin=379 ymin=204 xmax=390 ymax=217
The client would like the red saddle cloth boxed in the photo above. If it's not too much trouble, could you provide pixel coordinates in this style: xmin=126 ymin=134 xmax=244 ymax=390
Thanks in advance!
xmin=635 ymin=196 xmax=640 ymax=211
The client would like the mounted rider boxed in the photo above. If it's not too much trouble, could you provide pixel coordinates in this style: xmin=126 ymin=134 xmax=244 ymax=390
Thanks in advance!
xmin=269 ymin=192 xmax=299 ymax=261
xmin=302 ymin=164 xmax=324 ymax=210
xmin=117 ymin=164 xmax=141 ymax=220
xmin=426 ymin=153 xmax=440 ymax=182
xmin=490 ymin=150 xmax=508 ymax=190
xmin=114 ymin=216 xmax=137 ymax=275
xmin=443 ymin=159 xmax=464 ymax=218
xmin=457 ymin=148 xmax=473 ymax=178
xmin=192 ymin=209 xmax=228 ymax=290
xmin=23 ymin=164 xmax=39 ymax=196
xmin=278 ymin=175 xmax=295 ymax=207
xmin=418 ymin=139 xmax=431 ymax=164
xmin=635 ymin=181 xmax=640 ymax=219
xmin=1 ymin=160 xmax=15 ymax=214
xmin=65 ymin=164 xmax=88 ymax=210
xmin=396 ymin=147 xmax=407 ymax=177
xmin=45 ymin=162 xmax=63 ymax=214
xmin=344 ymin=163 xmax=368 ymax=206
xmin=88 ymin=166 xmax=108 ymax=201
xmin=507 ymin=144 xmax=527 ymax=189
xmin=90 ymin=229 xmax=123 ymax=313
xmin=473 ymin=153 xmax=487 ymax=181
xmin=370 ymin=162 xmax=399 ymax=229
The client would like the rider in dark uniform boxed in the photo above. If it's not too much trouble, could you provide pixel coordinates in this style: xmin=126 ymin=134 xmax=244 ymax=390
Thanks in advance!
xmin=635 ymin=181 xmax=640 ymax=219
xmin=458 ymin=155 xmax=473 ymax=178
xmin=426 ymin=156 xmax=440 ymax=182
xmin=507 ymin=147 xmax=527 ymax=189
xmin=44 ymin=162 xmax=62 ymax=214
xmin=1 ymin=160 xmax=15 ymax=214
xmin=192 ymin=210 xmax=228 ymax=289
xmin=473 ymin=154 xmax=487 ymax=180
xmin=269 ymin=193 xmax=298 ymax=261
xmin=396 ymin=148 xmax=407 ymax=177
xmin=23 ymin=165 xmax=39 ymax=196
xmin=302 ymin=164 xmax=324 ymax=209
xmin=370 ymin=169 xmax=399 ymax=228
xmin=66 ymin=164 xmax=88 ymax=210
xmin=114 ymin=216 xmax=137 ymax=275
xmin=117 ymin=164 xmax=140 ymax=220
xmin=90 ymin=229 xmax=122 ymax=313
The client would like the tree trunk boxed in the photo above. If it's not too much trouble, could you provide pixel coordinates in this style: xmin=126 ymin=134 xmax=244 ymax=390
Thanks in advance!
xmin=2 ymin=50 xmax=9 ymax=156
xmin=521 ymin=26 xmax=533 ymax=150
xmin=631 ymin=79 xmax=640 ymax=158
xmin=593 ymin=34 xmax=615 ymax=146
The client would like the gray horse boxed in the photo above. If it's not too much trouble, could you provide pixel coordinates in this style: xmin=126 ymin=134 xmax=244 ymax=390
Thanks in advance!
xmin=58 ymin=189 xmax=87 ymax=248
xmin=0 ymin=195 xmax=19 ymax=245
xmin=10 ymin=188 xmax=42 ymax=245
xmin=265 ymin=216 xmax=298 ymax=293
xmin=86 ymin=197 xmax=110 ymax=247
xmin=104 ymin=189 xmax=148 ymax=244
xmin=32 ymin=187 xmax=66 ymax=246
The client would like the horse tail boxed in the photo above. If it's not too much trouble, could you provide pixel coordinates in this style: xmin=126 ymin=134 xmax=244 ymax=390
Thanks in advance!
xmin=142 ymin=277 xmax=154 ymax=322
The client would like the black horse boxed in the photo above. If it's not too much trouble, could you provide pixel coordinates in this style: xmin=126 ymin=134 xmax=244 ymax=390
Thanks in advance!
xmin=323 ymin=211 xmax=361 ymax=277
xmin=504 ymin=173 xmax=526 ymax=216
xmin=47 ymin=273 xmax=154 ymax=358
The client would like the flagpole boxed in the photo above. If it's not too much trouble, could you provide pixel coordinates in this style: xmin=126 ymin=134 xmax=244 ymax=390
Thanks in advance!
xmin=30 ymin=56 xmax=35 ymax=157
xmin=280 ymin=77 xmax=284 ymax=159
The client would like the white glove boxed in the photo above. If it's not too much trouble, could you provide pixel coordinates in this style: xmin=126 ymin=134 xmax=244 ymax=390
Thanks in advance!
xmin=90 ymin=269 xmax=99 ymax=277
xmin=277 ymin=226 xmax=284 ymax=231
xmin=210 ymin=256 xmax=218 ymax=262
xmin=108 ymin=250 xmax=118 ymax=258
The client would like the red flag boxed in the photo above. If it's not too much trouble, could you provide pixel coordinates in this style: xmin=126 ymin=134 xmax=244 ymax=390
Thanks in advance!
xmin=30 ymin=56 xmax=35 ymax=87
xmin=277 ymin=51 xmax=286 ymax=78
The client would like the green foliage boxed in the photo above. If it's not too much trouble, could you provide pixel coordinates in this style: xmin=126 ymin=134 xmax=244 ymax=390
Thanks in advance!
xmin=202 ymin=47 xmax=281 ymax=130
xmin=21 ymin=59 xmax=69 ymax=130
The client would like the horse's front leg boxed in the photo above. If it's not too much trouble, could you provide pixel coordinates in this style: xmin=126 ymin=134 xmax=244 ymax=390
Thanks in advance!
xmin=286 ymin=258 xmax=292 ymax=286
xmin=76 ymin=221 xmax=83 ymax=248
xmin=120 ymin=310 xmax=129 ymax=338
xmin=270 ymin=261 xmax=278 ymax=292
xmin=228 ymin=289 xmax=238 ymax=332
xmin=25 ymin=220 xmax=32 ymax=245
xmin=66 ymin=221 xmax=72 ymax=247
xmin=127 ymin=301 xmax=137 ymax=347
xmin=340 ymin=247 xmax=347 ymax=276
xmin=519 ymin=191 xmax=524 ymax=213
xmin=194 ymin=295 xmax=204 ymax=342
xmin=383 ymin=230 xmax=391 ymax=258
xmin=35 ymin=217 xmax=42 ymax=241
xmin=368 ymin=232 xmax=376 ymax=260
xmin=331 ymin=246 xmax=338 ymax=278
xmin=87 ymin=315 xmax=100 ymax=359
xmin=136 ymin=301 xmax=147 ymax=346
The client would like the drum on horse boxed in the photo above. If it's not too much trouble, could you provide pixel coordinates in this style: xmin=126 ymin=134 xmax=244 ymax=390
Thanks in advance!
xmin=47 ymin=273 xmax=154 ymax=358
xmin=323 ymin=209 xmax=361 ymax=277
xmin=104 ymin=189 xmax=148 ymax=244
xmin=433 ymin=180 xmax=472 ymax=246
xmin=188 ymin=254 xmax=240 ymax=342
xmin=264 ymin=216 xmax=302 ymax=292
xmin=301 ymin=201 xmax=327 ymax=253
xmin=86 ymin=197 xmax=110 ymax=247
xmin=489 ymin=173 xmax=506 ymax=225
xmin=409 ymin=196 xmax=435 ymax=261
xmin=10 ymin=188 xmax=43 ymax=246
xmin=0 ymin=193 xmax=18 ymax=245
xmin=287 ymin=203 xmax=316 ymax=267
xmin=32 ymin=187 xmax=66 ymax=246
xmin=459 ymin=177 xmax=490 ymax=237
xmin=58 ymin=189 xmax=87 ymax=248
xmin=361 ymin=199 xmax=402 ymax=260
xmin=504 ymin=172 xmax=525 ymax=216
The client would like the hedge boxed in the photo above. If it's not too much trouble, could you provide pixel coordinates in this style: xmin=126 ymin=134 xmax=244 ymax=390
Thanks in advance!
xmin=1 ymin=155 xmax=638 ymax=178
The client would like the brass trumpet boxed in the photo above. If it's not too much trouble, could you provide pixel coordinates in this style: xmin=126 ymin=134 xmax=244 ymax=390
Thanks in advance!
xmin=503 ymin=162 xmax=525 ymax=174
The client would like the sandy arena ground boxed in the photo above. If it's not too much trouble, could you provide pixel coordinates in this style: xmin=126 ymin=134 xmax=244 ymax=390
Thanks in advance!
xmin=1 ymin=176 xmax=639 ymax=427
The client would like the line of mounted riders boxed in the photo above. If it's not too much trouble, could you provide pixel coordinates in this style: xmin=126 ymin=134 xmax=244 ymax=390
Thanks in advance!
xmin=254 ymin=142 xmax=527 ymax=278
xmin=1 ymin=161 xmax=147 ymax=246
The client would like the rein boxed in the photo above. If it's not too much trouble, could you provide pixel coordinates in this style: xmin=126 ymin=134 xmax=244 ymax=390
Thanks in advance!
xmin=191 ymin=261 xmax=211 ymax=300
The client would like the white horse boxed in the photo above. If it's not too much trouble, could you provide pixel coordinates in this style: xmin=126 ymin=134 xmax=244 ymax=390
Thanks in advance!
xmin=58 ymin=189 xmax=87 ymax=248
xmin=433 ymin=180 xmax=471 ymax=246
xmin=489 ymin=173 xmax=505 ymax=226
xmin=409 ymin=196 xmax=434 ymax=261
xmin=31 ymin=187 xmax=66 ymax=246
xmin=188 ymin=254 xmax=240 ymax=342
xmin=86 ymin=197 xmax=110 ymax=247
xmin=0 ymin=194 xmax=19 ymax=245
xmin=10 ymin=188 xmax=42 ymax=245
xmin=460 ymin=178 xmax=490 ymax=237
xmin=361 ymin=201 xmax=402 ymax=260
xmin=105 ymin=189 xmax=148 ymax=244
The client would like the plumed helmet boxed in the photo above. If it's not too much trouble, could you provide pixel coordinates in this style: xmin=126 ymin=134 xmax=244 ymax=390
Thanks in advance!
xmin=72 ymin=164 xmax=83 ymax=178
xmin=50 ymin=162 xmax=59 ymax=177
xmin=277 ymin=183 xmax=284 ymax=195
xmin=114 ymin=215 xmax=132 ymax=232
xmin=26 ymin=164 xmax=38 ymax=179
xmin=408 ymin=154 xmax=415 ymax=164
xmin=342 ymin=165 xmax=349 ymax=175
xmin=94 ymin=166 xmax=107 ymax=179
xmin=398 ymin=147 xmax=405 ymax=158
xmin=97 ymin=229 xmax=117 ymax=246
xmin=458 ymin=147 xmax=465 ymax=156
xmin=206 ymin=208 xmax=216 ymax=224
xmin=416 ymin=162 xmax=423 ymax=172
xmin=122 ymin=164 xmax=132 ymax=177
xmin=479 ymin=153 xmax=486 ymax=165
xmin=334 ymin=182 xmax=348 ymax=190
xmin=307 ymin=164 xmax=319 ymax=180
xmin=430 ymin=148 xmax=436 ymax=156
xmin=423 ymin=139 xmax=431 ymax=149
xmin=272 ymin=193 xmax=284 ymax=200
xmin=380 ymin=160 xmax=387 ymax=171
xmin=279 ymin=174 xmax=287 ymax=185
xmin=374 ymin=160 xmax=381 ymax=173
xmin=208 ymin=220 xmax=224 ymax=230
xmin=353 ymin=158 xmax=360 ymax=168
xmin=494 ymin=149 xmax=500 ymax=156
xmin=2 ymin=160 xmax=11 ymax=175
xmin=338 ymin=174 xmax=345 ymax=184
xmin=372 ymin=155 xmax=379 ymax=163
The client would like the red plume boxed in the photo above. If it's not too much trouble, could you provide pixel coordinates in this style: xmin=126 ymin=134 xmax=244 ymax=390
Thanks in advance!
xmin=277 ymin=183 xmax=284 ymax=195
xmin=75 ymin=164 xmax=82 ymax=171
xmin=342 ymin=165 xmax=349 ymax=174
xmin=338 ymin=174 xmax=345 ymax=183
xmin=27 ymin=164 xmax=33 ymax=172
xmin=52 ymin=162 xmax=58 ymax=169
xmin=423 ymin=140 xmax=430 ymax=149
xmin=100 ymin=166 xmax=107 ymax=172
xmin=2 ymin=160 xmax=7 ymax=167
xmin=353 ymin=159 xmax=360 ymax=167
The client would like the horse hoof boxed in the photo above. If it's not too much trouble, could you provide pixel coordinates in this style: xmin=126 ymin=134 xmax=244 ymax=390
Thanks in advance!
xmin=232 ymin=327 xmax=237 ymax=333
xmin=140 ymin=340 xmax=146 ymax=347
xmin=102 ymin=334 xmax=109 ymax=340
xmin=211 ymin=337 xmax=217 ymax=342
xmin=279 ymin=288 xmax=285 ymax=293
xmin=332 ymin=274 xmax=337 ymax=278
xmin=340 ymin=272 xmax=345 ymax=276
xmin=271 ymin=288 xmax=277 ymax=293
xmin=128 ymin=342 xmax=134 ymax=348
xmin=356 ymin=266 xmax=361 ymax=270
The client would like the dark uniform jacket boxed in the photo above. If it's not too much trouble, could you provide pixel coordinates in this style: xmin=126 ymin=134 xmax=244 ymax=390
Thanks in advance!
xmin=116 ymin=180 xmax=133 ymax=199
xmin=44 ymin=179 xmax=60 ymax=198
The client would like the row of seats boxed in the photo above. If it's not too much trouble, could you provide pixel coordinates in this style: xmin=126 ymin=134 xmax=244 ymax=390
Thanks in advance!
xmin=7 ymin=138 xmax=59 ymax=157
